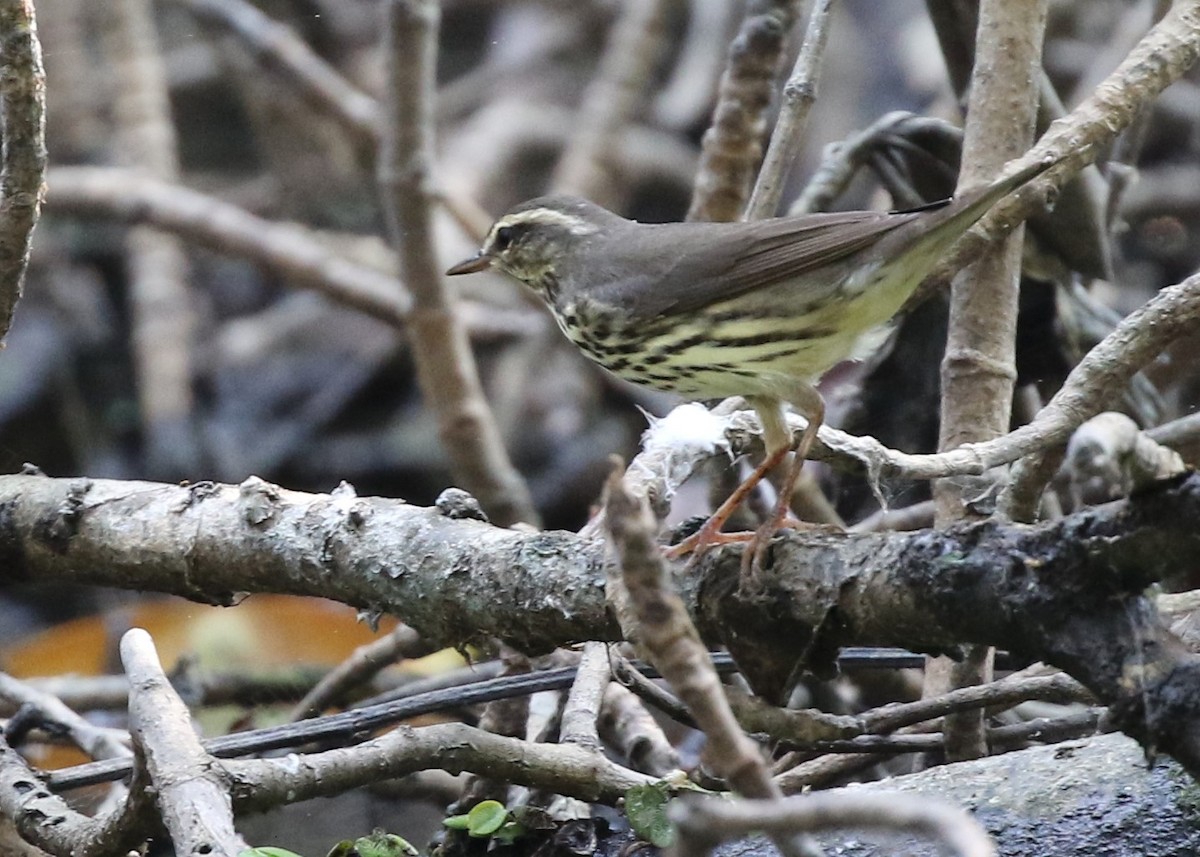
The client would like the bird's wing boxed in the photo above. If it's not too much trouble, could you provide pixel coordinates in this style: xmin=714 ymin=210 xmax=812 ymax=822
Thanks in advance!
xmin=607 ymin=207 xmax=931 ymax=321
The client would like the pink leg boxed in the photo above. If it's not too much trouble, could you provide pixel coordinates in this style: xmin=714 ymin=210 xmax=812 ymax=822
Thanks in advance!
xmin=745 ymin=395 xmax=825 ymax=572
xmin=663 ymin=443 xmax=790 ymax=559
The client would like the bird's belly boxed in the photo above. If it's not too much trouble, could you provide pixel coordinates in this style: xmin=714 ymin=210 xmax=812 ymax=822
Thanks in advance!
xmin=554 ymin=307 xmax=873 ymax=399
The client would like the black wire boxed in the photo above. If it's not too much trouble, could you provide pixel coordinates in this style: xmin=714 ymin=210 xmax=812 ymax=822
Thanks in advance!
xmin=42 ymin=647 xmax=1009 ymax=792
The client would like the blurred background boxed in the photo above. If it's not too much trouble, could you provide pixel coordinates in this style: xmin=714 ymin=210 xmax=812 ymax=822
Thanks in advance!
xmin=2 ymin=0 xmax=1198 ymax=766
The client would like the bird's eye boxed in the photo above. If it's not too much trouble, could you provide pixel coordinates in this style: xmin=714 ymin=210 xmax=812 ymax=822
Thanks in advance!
xmin=494 ymin=225 xmax=515 ymax=251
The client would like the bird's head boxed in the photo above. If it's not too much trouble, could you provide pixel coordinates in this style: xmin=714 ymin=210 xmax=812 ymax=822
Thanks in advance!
xmin=446 ymin=195 xmax=620 ymax=301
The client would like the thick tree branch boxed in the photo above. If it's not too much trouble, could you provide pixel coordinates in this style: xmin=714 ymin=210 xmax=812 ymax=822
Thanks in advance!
xmin=930 ymin=0 xmax=1047 ymax=760
xmin=3 ymin=471 xmax=1200 ymax=776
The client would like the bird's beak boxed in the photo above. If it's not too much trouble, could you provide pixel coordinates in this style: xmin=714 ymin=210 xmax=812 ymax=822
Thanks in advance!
xmin=446 ymin=253 xmax=493 ymax=276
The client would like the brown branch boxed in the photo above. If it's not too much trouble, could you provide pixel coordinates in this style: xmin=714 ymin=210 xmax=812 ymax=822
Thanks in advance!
xmin=602 ymin=462 xmax=820 ymax=857
xmin=5 ymin=471 xmax=1200 ymax=776
xmin=45 ymin=167 xmax=537 ymax=337
xmin=930 ymin=0 xmax=1047 ymax=760
xmin=0 ymin=0 xmax=46 ymax=343
xmin=121 ymin=629 xmax=247 ymax=856
xmin=687 ymin=0 xmax=801 ymax=222
xmin=378 ymin=0 xmax=538 ymax=527
xmin=744 ymin=0 xmax=835 ymax=220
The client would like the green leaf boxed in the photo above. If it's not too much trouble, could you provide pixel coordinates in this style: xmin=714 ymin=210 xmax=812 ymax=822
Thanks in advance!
xmin=347 ymin=831 xmax=419 ymax=857
xmin=466 ymin=800 xmax=509 ymax=837
xmin=625 ymin=783 xmax=675 ymax=848
xmin=492 ymin=820 xmax=527 ymax=845
xmin=442 ymin=814 xmax=471 ymax=830
xmin=240 ymin=849 xmax=307 ymax=857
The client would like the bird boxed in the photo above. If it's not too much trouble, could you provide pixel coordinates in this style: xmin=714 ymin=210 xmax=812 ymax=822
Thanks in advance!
xmin=447 ymin=156 xmax=1057 ymax=561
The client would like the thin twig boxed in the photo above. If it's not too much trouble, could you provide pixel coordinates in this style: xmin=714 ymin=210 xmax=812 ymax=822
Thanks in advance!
xmin=559 ymin=642 xmax=612 ymax=752
xmin=378 ymin=0 xmax=539 ymax=527
xmin=603 ymin=461 xmax=821 ymax=857
xmin=744 ymin=0 xmax=836 ymax=220
xmin=0 ymin=673 xmax=131 ymax=762
xmin=289 ymin=624 xmax=428 ymax=721
xmin=999 ymin=269 xmax=1200 ymax=517
xmin=805 ymin=708 xmax=1104 ymax=753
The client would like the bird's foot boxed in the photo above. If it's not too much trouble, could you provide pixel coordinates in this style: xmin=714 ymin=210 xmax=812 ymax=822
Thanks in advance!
xmin=664 ymin=521 xmax=754 ymax=562
xmin=741 ymin=515 xmax=837 ymax=575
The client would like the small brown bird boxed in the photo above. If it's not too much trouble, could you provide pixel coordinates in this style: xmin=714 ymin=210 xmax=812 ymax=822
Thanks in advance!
xmin=448 ymin=157 xmax=1056 ymax=558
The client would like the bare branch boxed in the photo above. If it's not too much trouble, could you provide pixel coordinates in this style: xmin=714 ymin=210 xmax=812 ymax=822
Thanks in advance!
xmin=121 ymin=628 xmax=247 ymax=855
xmin=999 ymin=269 xmax=1200 ymax=516
xmin=378 ymin=0 xmax=538 ymax=527
xmin=559 ymin=642 xmax=611 ymax=753
xmin=224 ymin=719 xmax=653 ymax=811
xmin=5 ymin=471 xmax=1200 ymax=776
xmin=744 ymin=0 xmax=835 ymax=220
xmin=288 ymin=624 xmax=428 ymax=721
xmin=0 ymin=733 xmax=116 ymax=856
xmin=0 ymin=0 xmax=46 ymax=343
xmin=0 ymin=672 xmax=131 ymax=762
xmin=927 ymin=0 xmax=1048 ymax=760
xmin=602 ymin=462 xmax=820 ymax=857
xmin=101 ymin=0 xmax=198 ymax=472
xmin=45 ymin=167 xmax=538 ymax=336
